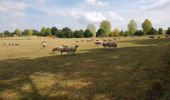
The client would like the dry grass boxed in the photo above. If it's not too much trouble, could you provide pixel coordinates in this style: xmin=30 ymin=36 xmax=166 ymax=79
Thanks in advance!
xmin=0 ymin=36 xmax=170 ymax=100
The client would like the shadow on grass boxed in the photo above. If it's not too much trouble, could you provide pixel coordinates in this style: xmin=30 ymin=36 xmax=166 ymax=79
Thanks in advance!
xmin=0 ymin=39 xmax=170 ymax=100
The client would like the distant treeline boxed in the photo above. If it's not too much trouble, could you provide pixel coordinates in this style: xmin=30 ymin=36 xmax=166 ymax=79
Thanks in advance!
xmin=1 ymin=19 xmax=170 ymax=38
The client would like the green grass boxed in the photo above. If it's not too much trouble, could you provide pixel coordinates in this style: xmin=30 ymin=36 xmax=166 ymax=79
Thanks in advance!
xmin=0 ymin=37 xmax=170 ymax=100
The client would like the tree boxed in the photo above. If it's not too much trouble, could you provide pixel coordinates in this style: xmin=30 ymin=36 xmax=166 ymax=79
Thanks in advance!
xmin=124 ymin=31 xmax=129 ymax=36
xmin=109 ymin=28 xmax=120 ymax=37
xmin=24 ymin=29 xmax=33 ymax=36
xmin=147 ymin=27 xmax=158 ymax=35
xmin=4 ymin=30 xmax=11 ymax=36
xmin=84 ymin=29 xmax=93 ymax=37
xmin=158 ymin=28 xmax=163 ymax=35
xmin=142 ymin=19 xmax=152 ymax=34
xmin=100 ymin=20 xmax=111 ymax=36
xmin=62 ymin=27 xmax=73 ymax=38
xmin=14 ymin=29 xmax=21 ymax=36
xmin=40 ymin=27 xmax=46 ymax=36
xmin=166 ymin=27 xmax=170 ymax=35
xmin=87 ymin=24 xmax=96 ymax=37
xmin=51 ymin=27 xmax=58 ymax=35
xmin=96 ymin=28 xmax=105 ymax=37
xmin=57 ymin=30 xmax=65 ymax=38
xmin=128 ymin=20 xmax=137 ymax=36
xmin=119 ymin=30 xmax=124 ymax=36
xmin=134 ymin=30 xmax=144 ymax=36
xmin=32 ymin=30 xmax=40 ymax=36
xmin=73 ymin=30 xmax=84 ymax=38
xmin=45 ymin=27 xmax=51 ymax=36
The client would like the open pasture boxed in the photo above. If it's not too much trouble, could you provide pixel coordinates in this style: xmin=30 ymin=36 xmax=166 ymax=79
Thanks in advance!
xmin=0 ymin=36 xmax=170 ymax=100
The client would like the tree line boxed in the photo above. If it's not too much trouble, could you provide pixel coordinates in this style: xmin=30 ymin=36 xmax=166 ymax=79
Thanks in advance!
xmin=1 ymin=19 xmax=170 ymax=38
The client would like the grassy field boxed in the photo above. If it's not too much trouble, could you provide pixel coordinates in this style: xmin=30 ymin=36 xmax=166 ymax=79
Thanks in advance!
xmin=0 ymin=36 xmax=170 ymax=100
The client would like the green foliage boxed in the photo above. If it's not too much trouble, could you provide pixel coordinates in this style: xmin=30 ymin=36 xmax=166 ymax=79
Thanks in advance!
xmin=124 ymin=31 xmax=129 ymax=36
xmin=51 ymin=27 xmax=58 ymax=35
xmin=119 ymin=30 xmax=124 ymax=36
xmin=45 ymin=27 xmax=52 ymax=36
xmin=15 ymin=29 xmax=21 ymax=36
xmin=24 ymin=29 xmax=33 ymax=36
xmin=56 ymin=30 xmax=65 ymax=38
xmin=32 ymin=30 xmax=40 ymax=36
xmin=158 ymin=28 xmax=163 ymax=35
xmin=40 ymin=27 xmax=46 ymax=36
xmin=109 ymin=28 xmax=120 ymax=37
xmin=4 ymin=30 xmax=11 ymax=36
xmin=73 ymin=29 xmax=84 ymax=38
xmin=147 ymin=27 xmax=158 ymax=35
xmin=166 ymin=27 xmax=170 ymax=35
xmin=62 ymin=27 xmax=73 ymax=38
xmin=87 ymin=24 xmax=96 ymax=37
xmin=142 ymin=19 xmax=152 ymax=34
xmin=84 ymin=29 xmax=93 ymax=38
xmin=134 ymin=30 xmax=144 ymax=36
xmin=128 ymin=20 xmax=137 ymax=36
xmin=100 ymin=20 xmax=111 ymax=36
xmin=96 ymin=28 xmax=105 ymax=37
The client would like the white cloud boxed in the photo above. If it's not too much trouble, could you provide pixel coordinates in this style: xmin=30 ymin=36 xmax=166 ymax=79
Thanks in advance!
xmin=0 ymin=1 xmax=27 ymax=12
xmin=140 ymin=0 xmax=170 ymax=10
xmin=85 ymin=0 xmax=109 ymax=7
xmin=108 ymin=12 xmax=124 ymax=22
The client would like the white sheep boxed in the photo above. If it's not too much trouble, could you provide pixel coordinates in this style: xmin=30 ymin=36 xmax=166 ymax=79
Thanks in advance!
xmin=69 ymin=44 xmax=79 ymax=55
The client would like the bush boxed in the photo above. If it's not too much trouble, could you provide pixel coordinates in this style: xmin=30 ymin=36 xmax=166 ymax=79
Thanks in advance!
xmin=73 ymin=30 xmax=84 ymax=38
xmin=134 ymin=30 xmax=144 ymax=36
xmin=166 ymin=27 xmax=170 ymax=35
xmin=84 ymin=29 xmax=93 ymax=38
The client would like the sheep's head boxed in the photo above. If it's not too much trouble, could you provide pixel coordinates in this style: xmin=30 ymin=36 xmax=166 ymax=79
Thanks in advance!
xmin=75 ymin=44 xmax=79 ymax=48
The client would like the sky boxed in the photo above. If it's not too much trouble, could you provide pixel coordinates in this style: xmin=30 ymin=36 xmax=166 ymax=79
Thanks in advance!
xmin=0 ymin=0 xmax=170 ymax=32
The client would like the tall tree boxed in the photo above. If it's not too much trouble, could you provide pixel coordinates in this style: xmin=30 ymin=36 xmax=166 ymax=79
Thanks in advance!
xmin=73 ymin=30 xmax=84 ymax=38
xmin=166 ymin=27 xmax=170 ymax=35
xmin=40 ymin=27 xmax=46 ymax=36
xmin=109 ymin=28 xmax=120 ymax=37
xmin=4 ymin=30 xmax=11 ymax=36
xmin=14 ymin=29 xmax=21 ymax=36
xmin=158 ymin=28 xmax=163 ymax=35
xmin=62 ymin=27 xmax=73 ymax=38
xmin=100 ymin=20 xmax=111 ymax=36
xmin=84 ymin=29 xmax=93 ymax=37
xmin=45 ymin=27 xmax=51 ymax=36
xmin=24 ymin=29 xmax=33 ymax=36
xmin=128 ymin=20 xmax=137 ymax=36
xmin=142 ymin=19 xmax=152 ymax=34
xmin=87 ymin=24 xmax=96 ymax=37
xmin=96 ymin=28 xmax=105 ymax=37
xmin=51 ymin=27 xmax=58 ymax=35
xmin=147 ymin=27 xmax=158 ymax=35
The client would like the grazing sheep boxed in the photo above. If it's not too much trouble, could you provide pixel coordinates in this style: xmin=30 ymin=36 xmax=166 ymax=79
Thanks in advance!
xmin=41 ymin=41 xmax=47 ymax=48
xmin=165 ymin=35 xmax=169 ymax=38
xmin=52 ymin=45 xmax=70 ymax=55
xmin=76 ymin=40 xmax=79 ymax=43
xmin=68 ymin=44 xmax=79 ymax=55
xmin=103 ymin=40 xmax=107 ymax=42
xmin=81 ymin=40 xmax=84 ymax=42
xmin=95 ymin=41 xmax=102 ymax=46
xmin=149 ymin=35 xmax=155 ymax=39
xmin=108 ymin=42 xmax=117 ymax=48
xmin=102 ymin=42 xmax=108 ymax=48
xmin=62 ymin=44 xmax=69 ymax=48
xmin=157 ymin=36 xmax=160 ymax=39
xmin=102 ymin=42 xmax=117 ymax=48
